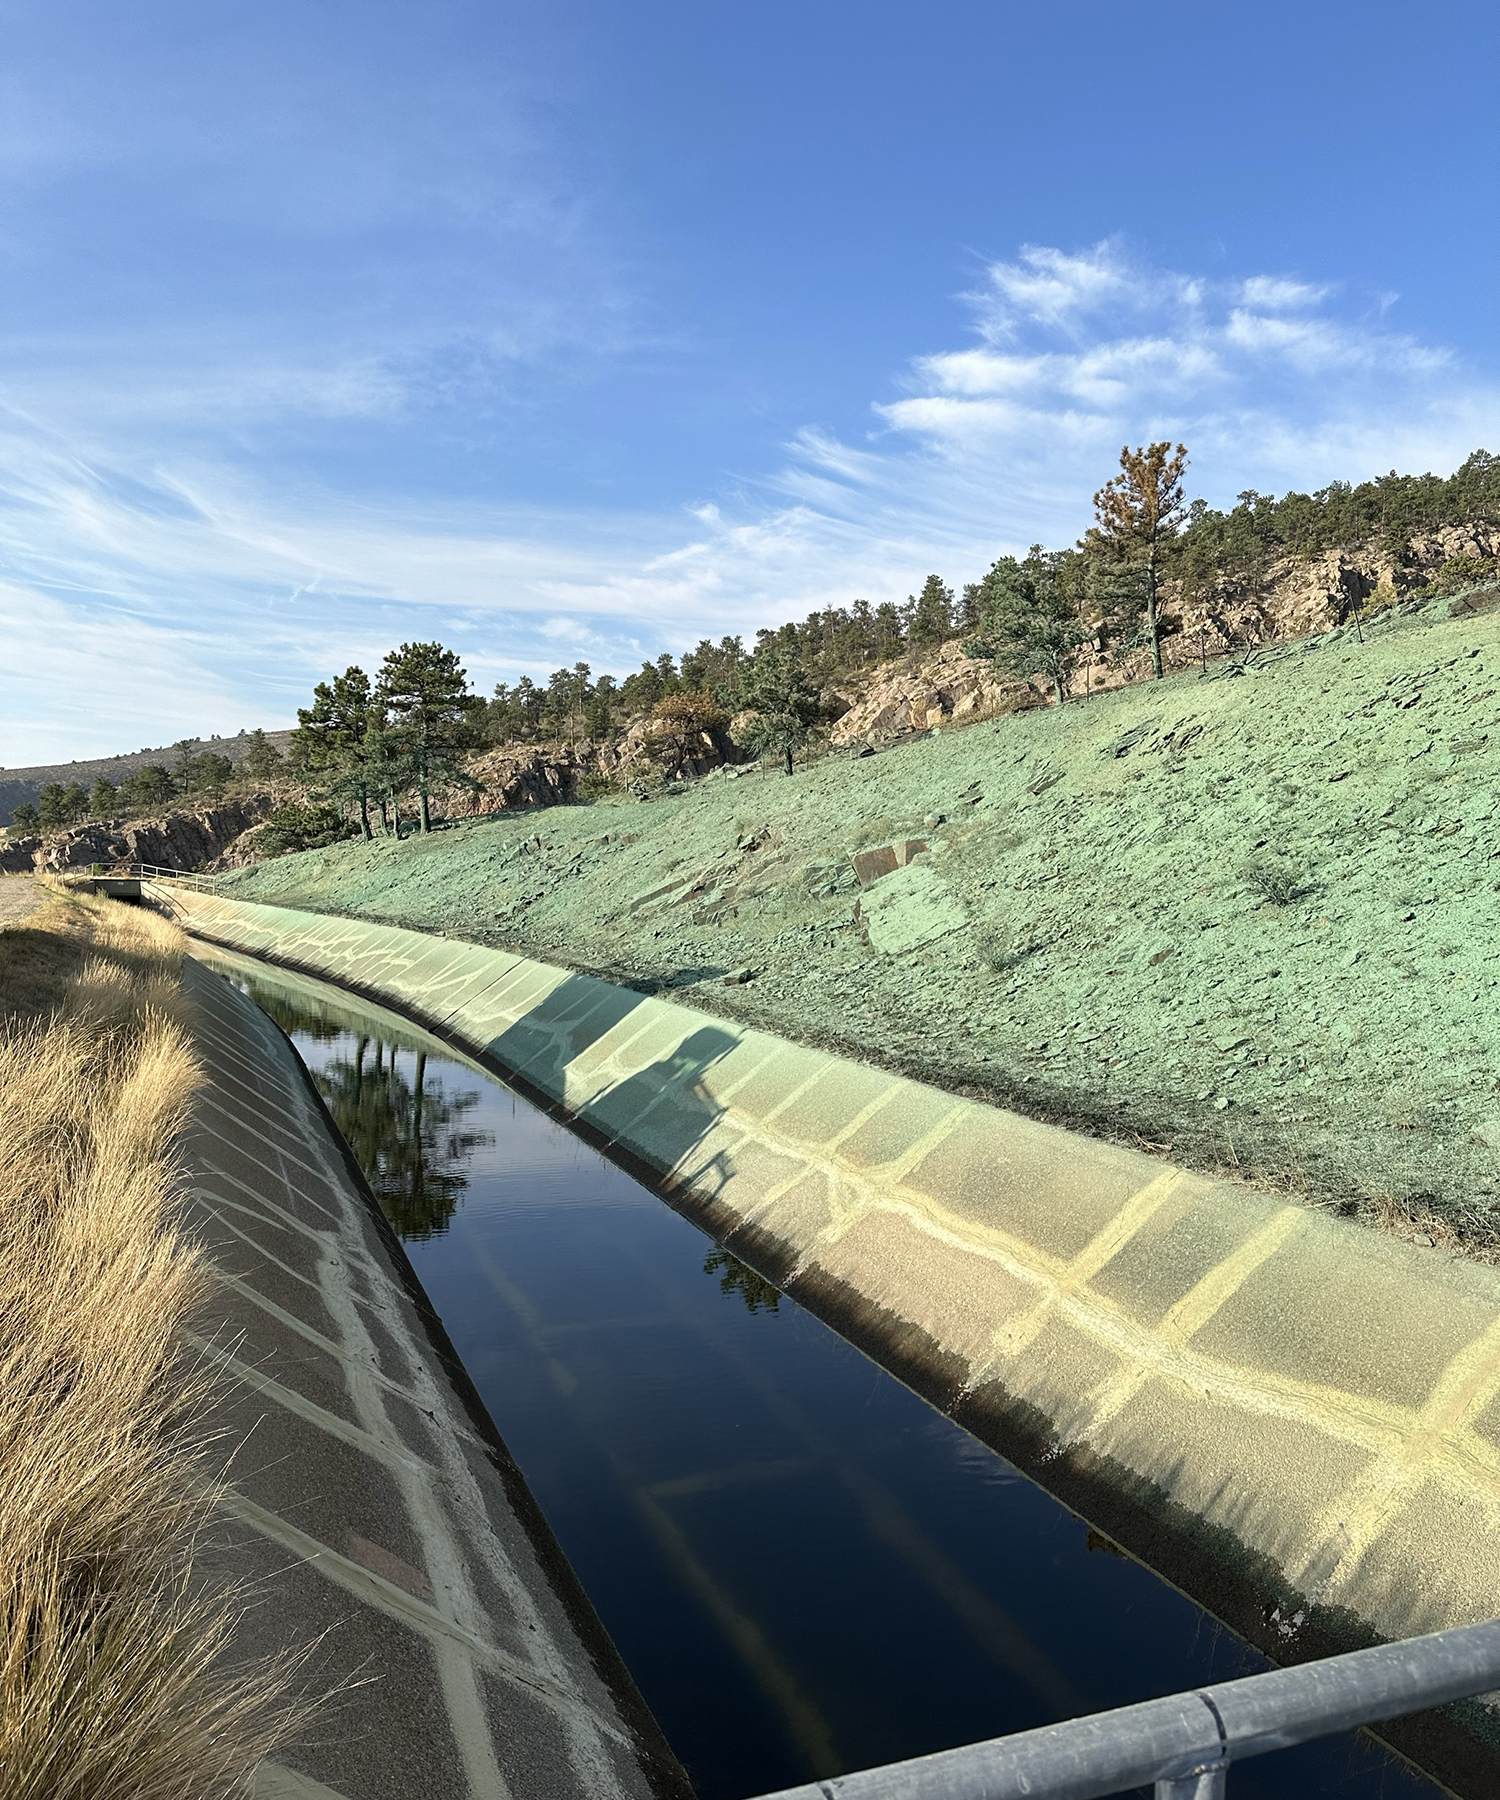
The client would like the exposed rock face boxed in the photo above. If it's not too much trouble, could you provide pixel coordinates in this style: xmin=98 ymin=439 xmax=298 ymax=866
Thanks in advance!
xmin=1162 ymin=523 xmax=1500 ymax=670
xmin=21 ymin=797 xmax=276 ymax=874
xmin=826 ymin=527 xmax=1500 ymax=742
xmin=0 ymin=834 xmax=41 ymax=874
xmin=439 ymin=744 xmax=585 ymax=817
xmin=436 ymin=725 xmax=744 ymax=820
xmin=828 ymin=641 xmax=1033 ymax=746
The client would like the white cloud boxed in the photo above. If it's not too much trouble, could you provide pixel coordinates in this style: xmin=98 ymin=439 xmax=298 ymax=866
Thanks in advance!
xmin=1 ymin=239 xmax=1496 ymax=765
xmin=972 ymin=241 xmax=1138 ymax=337
xmin=1240 ymin=276 xmax=1333 ymax=310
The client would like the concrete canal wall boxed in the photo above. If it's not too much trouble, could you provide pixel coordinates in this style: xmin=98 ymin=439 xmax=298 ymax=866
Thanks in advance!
xmin=167 ymin=888 xmax=1500 ymax=1793
xmin=179 ymin=956 xmax=688 ymax=1800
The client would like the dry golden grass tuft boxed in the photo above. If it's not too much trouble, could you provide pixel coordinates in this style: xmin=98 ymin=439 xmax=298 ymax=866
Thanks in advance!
xmin=0 ymin=886 xmax=301 ymax=1798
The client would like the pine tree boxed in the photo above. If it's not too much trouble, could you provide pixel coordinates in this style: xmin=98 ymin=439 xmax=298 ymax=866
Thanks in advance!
xmin=648 ymin=691 xmax=728 ymax=779
xmin=89 ymin=777 xmax=118 ymax=821
xmin=1091 ymin=442 xmax=1190 ymax=680
xmin=294 ymin=667 xmax=383 ymax=836
xmin=967 ymin=553 xmax=1088 ymax=705
xmin=740 ymin=648 xmax=822 ymax=776
xmin=907 ymin=575 xmax=954 ymax=648
xmin=241 ymin=728 xmax=285 ymax=783
xmin=376 ymin=642 xmax=483 ymax=833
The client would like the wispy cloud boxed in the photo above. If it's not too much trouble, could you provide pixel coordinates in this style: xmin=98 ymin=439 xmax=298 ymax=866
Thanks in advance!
xmin=1 ymin=239 xmax=1496 ymax=764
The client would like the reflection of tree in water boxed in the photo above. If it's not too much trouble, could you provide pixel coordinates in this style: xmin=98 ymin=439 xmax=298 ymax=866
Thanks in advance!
xmin=315 ymin=1037 xmax=491 ymax=1240
xmin=703 ymin=1247 xmax=782 ymax=1315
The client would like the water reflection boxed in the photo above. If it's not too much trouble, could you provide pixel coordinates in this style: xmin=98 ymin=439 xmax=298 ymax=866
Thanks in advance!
xmin=320 ymin=1039 xmax=491 ymax=1239
xmin=253 ymin=990 xmax=491 ymax=1239
xmin=703 ymin=1247 xmax=783 ymax=1314
xmin=205 ymin=948 xmax=1442 ymax=1800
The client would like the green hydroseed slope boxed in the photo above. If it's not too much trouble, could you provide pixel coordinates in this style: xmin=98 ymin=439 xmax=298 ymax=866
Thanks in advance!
xmin=224 ymin=598 xmax=1500 ymax=1243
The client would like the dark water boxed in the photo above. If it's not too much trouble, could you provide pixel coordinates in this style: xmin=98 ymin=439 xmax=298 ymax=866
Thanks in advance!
xmin=213 ymin=950 xmax=1438 ymax=1800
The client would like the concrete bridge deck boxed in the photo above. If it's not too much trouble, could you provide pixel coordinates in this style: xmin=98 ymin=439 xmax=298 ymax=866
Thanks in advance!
xmin=179 ymin=957 xmax=688 ymax=1800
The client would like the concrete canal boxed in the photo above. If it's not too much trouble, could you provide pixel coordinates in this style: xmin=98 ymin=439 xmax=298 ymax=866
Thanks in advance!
xmin=195 ymin=943 xmax=1448 ymax=1800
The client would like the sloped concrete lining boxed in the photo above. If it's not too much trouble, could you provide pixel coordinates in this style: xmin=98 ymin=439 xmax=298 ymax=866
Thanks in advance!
xmin=177 ymin=957 xmax=690 ymax=1800
xmin=165 ymin=888 xmax=1500 ymax=1795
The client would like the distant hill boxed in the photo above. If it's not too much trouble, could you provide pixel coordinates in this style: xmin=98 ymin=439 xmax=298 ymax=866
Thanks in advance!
xmin=0 ymin=729 xmax=296 ymax=826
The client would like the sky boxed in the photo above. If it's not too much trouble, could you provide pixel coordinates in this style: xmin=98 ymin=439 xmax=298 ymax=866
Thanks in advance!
xmin=0 ymin=0 xmax=1496 ymax=763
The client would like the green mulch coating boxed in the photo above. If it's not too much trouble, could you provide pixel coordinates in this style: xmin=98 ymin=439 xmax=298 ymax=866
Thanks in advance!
xmin=225 ymin=595 xmax=1500 ymax=1251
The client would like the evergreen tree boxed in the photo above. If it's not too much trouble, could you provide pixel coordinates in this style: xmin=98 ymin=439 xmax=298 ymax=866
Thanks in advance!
xmin=872 ymin=601 xmax=905 ymax=659
xmin=119 ymin=764 xmax=174 ymax=816
xmin=648 ymin=691 xmax=728 ymax=779
xmin=907 ymin=574 xmax=954 ymax=648
xmin=294 ymin=666 xmax=384 ymax=836
xmin=967 ymin=553 xmax=1088 ymax=705
xmin=33 ymin=779 xmax=90 ymax=830
xmin=376 ymin=642 xmax=483 ymax=833
xmin=583 ymin=675 xmax=618 ymax=740
xmin=8 ymin=801 xmax=39 ymax=834
xmin=178 ymin=752 xmax=233 ymax=804
xmin=89 ymin=777 xmax=117 ymax=821
xmin=241 ymin=728 xmax=285 ymax=783
xmin=487 ymin=677 xmax=546 ymax=742
xmin=740 ymin=647 xmax=822 ymax=776
xmin=294 ymin=668 xmax=374 ymax=769
xmin=543 ymin=662 xmax=593 ymax=738
xmin=1091 ymin=442 xmax=1191 ymax=679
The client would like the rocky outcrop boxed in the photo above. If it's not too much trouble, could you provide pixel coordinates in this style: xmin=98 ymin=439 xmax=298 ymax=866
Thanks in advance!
xmin=0 ymin=833 xmax=41 ymax=874
xmin=22 ymin=796 xmax=277 ymax=874
xmin=1161 ymin=523 xmax=1500 ymax=670
xmin=826 ymin=527 xmax=1500 ymax=744
xmin=828 ymin=641 xmax=1035 ymax=746
xmin=436 ymin=743 xmax=589 ymax=818
xmin=436 ymin=725 xmax=744 ymax=821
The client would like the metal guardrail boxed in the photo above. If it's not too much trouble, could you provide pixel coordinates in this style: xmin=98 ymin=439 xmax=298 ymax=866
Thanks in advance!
xmin=749 ymin=1621 xmax=1500 ymax=1800
xmin=99 ymin=861 xmax=222 ymax=894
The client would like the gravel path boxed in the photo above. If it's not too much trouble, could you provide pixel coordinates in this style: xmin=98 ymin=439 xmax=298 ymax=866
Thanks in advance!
xmin=0 ymin=877 xmax=41 ymax=926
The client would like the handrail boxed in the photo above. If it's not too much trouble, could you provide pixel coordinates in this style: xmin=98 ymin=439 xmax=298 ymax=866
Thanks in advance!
xmin=102 ymin=861 xmax=222 ymax=895
xmin=747 ymin=1620 xmax=1500 ymax=1799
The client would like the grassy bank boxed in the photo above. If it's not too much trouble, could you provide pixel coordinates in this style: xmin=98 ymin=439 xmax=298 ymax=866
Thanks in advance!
xmin=0 ymin=884 xmax=292 ymax=1798
xmin=222 ymin=598 xmax=1500 ymax=1252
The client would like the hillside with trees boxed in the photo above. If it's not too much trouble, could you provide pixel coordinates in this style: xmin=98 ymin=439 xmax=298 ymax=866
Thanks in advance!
xmin=6 ymin=447 xmax=1499 ymax=865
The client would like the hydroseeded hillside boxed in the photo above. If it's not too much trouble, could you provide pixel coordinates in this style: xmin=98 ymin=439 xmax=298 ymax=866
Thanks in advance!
xmin=223 ymin=595 xmax=1500 ymax=1247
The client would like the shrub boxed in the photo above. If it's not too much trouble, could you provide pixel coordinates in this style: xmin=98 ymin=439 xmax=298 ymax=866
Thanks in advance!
xmin=574 ymin=770 xmax=619 ymax=802
xmin=257 ymin=801 xmax=358 ymax=857
xmin=1243 ymin=859 xmax=1308 ymax=906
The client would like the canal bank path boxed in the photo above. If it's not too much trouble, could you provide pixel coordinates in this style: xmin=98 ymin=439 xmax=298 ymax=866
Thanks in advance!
xmin=177 ymin=955 xmax=690 ymax=1799
xmin=162 ymin=885 xmax=1500 ymax=1796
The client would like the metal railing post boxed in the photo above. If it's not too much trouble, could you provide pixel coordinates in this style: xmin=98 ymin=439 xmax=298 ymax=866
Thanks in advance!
xmin=1156 ymin=1773 xmax=1226 ymax=1799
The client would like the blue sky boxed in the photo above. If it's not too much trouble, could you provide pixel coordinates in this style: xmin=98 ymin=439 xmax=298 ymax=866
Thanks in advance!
xmin=1 ymin=0 xmax=1497 ymax=762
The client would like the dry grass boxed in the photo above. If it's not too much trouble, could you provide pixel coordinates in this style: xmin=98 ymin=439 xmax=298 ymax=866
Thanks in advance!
xmin=0 ymin=886 xmax=300 ymax=1798
xmin=1374 ymin=1190 xmax=1499 ymax=1263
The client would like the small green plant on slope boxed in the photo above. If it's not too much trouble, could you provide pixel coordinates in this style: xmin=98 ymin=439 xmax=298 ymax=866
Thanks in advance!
xmin=1243 ymin=859 xmax=1309 ymax=906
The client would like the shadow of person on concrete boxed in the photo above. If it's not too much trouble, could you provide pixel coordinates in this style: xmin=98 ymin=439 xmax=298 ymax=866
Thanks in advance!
xmin=485 ymin=972 xmax=650 ymax=1096
xmin=577 ymin=1024 xmax=741 ymax=1207
xmin=485 ymin=974 xmax=741 ymax=1205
